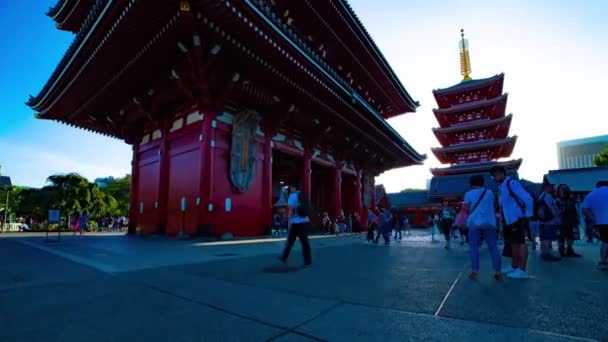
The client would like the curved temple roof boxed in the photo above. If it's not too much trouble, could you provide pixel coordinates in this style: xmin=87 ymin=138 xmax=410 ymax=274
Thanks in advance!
xmin=28 ymin=0 xmax=426 ymax=167
xmin=335 ymin=0 xmax=419 ymax=113
xmin=433 ymin=73 xmax=504 ymax=95
xmin=433 ymin=113 xmax=512 ymax=135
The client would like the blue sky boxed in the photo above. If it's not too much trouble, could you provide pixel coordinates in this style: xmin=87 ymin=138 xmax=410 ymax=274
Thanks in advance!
xmin=1 ymin=1 xmax=606 ymax=191
xmin=0 ymin=0 xmax=132 ymax=187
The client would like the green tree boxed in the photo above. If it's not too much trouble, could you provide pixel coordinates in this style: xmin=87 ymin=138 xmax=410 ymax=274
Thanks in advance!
xmin=0 ymin=185 xmax=26 ymax=222
xmin=400 ymin=188 xmax=425 ymax=193
xmin=593 ymin=146 xmax=608 ymax=166
xmin=101 ymin=175 xmax=131 ymax=215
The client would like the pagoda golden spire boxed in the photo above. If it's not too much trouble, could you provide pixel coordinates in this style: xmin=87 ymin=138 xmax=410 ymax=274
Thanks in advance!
xmin=459 ymin=29 xmax=472 ymax=82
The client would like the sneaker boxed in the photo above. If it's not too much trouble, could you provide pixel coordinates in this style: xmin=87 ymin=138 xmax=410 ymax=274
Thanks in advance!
xmin=506 ymin=268 xmax=529 ymax=279
xmin=469 ymin=272 xmax=479 ymax=280
xmin=597 ymin=262 xmax=608 ymax=270
xmin=494 ymin=273 xmax=504 ymax=281
xmin=502 ymin=265 xmax=516 ymax=274
xmin=445 ymin=241 xmax=451 ymax=250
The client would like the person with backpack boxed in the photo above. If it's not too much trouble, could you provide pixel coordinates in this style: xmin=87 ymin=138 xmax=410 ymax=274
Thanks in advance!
xmin=557 ymin=185 xmax=582 ymax=257
xmin=537 ymin=182 xmax=562 ymax=261
xmin=462 ymin=175 xmax=503 ymax=281
xmin=279 ymin=185 xmax=312 ymax=267
xmin=490 ymin=166 xmax=533 ymax=279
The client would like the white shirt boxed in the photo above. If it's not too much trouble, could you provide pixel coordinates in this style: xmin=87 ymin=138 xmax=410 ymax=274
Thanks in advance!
xmin=583 ymin=186 xmax=608 ymax=225
xmin=464 ymin=187 xmax=496 ymax=230
xmin=498 ymin=177 xmax=533 ymax=225
xmin=287 ymin=192 xmax=310 ymax=224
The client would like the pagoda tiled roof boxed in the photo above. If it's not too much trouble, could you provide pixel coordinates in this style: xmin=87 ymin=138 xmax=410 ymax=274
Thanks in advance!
xmin=430 ymin=159 xmax=522 ymax=176
xmin=433 ymin=93 xmax=508 ymax=116
xmin=545 ymin=167 xmax=608 ymax=193
xmin=428 ymin=170 xmax=519 ymax=198
xmin=433 ymin=114 xmax=512 ymax=135
xmin=433 ymin=73 xmax=504 ymax=95
xmin=387 ymin=191 xmax=440 ymax=208
xmin=432 ymin=136 xmax=517 ymax=154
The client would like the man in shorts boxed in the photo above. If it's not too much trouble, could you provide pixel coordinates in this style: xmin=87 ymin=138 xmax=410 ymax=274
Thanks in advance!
xmin=491 ymin=166 xmax=533 ymax=279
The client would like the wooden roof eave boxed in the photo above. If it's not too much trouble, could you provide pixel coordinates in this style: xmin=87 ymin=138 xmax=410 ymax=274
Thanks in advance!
xmin=432 ymin=73 xmax=505 ymax=96
xmin=237 ymin=0 xmax=425 ymax=164
xmin=28 ymin=0 xmax=113 ymax=112
xmin=334 ymin=0 xmax=419 ymax=112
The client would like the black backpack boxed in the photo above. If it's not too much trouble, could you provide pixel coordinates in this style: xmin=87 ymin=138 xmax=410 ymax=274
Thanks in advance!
xmin=296 ymin=191 xmax=311 ymax=217
xmin=535 ymin=193 xmax=554 ymax=222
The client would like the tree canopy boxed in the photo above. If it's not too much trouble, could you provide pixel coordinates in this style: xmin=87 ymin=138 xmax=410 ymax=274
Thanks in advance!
xmin=10 ymin=173 xmax=130 ymax=224
xmin=400 ymin=188 xmax=426 ymax=193
xmin=593 ymin=146 xmax=608 ymax=167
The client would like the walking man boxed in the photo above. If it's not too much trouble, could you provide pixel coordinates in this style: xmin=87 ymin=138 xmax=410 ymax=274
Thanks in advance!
xmin=490 ymin=166 xmax=533 ymax=279
xmin=583 ymin=181 xmax=608 ymax=270
xmin=280 ymin=185 xmax=312 ymax=267
xmin=462 ymin=175 xmax=503 ymax=281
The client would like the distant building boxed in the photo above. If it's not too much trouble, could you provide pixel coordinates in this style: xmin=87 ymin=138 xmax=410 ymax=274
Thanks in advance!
xmin=544 ymin=167 xmax=608 ymax=194
xmin=94 ymin=177 xmax=115 ymax=188
xmin=557 ymin=135 xmax=608 ymax=169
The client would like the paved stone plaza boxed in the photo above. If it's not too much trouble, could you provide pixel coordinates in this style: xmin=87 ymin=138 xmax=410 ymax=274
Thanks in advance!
xmin=0 ymin=231 xmax=606 ymax=341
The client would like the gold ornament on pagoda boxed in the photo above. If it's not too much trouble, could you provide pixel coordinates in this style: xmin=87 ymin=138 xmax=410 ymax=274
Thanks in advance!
xmin=459 ymin=29 xmax=472 ymax=82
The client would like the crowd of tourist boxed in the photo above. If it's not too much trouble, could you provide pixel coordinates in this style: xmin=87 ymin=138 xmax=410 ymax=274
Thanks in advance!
xmin=430 ymin=165 xmax=608 ymax=280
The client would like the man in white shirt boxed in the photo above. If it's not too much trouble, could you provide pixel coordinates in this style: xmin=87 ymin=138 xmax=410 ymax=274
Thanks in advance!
xmin=279 ymin=185 xmax=312 ymax=266
xmin=490 ymin=166 xmax=533 ymax=279
xmin=583 ymin=181 xmax=608 ymax=270
xmin=461 ymin=175 xmax=502 ymax=281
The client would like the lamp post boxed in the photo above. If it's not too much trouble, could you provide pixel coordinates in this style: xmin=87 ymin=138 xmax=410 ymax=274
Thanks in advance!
xmin=0 ymin=165 xmax=13 ymax=232
xmin=3 ymin=188 xmax=9 ymax=230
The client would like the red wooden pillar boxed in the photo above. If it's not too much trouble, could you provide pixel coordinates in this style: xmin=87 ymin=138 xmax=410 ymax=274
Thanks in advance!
xmin=370 ymin=176 xmax=377 ymax=212
xmin=157 ymin=126 xmax=170 ymax=235
xmin=331 ymin=165 xmax=342 ymax=219
xmin=355 ymin=169 xmax=364 ymax=231
xmin=128 ymin=144 xmax=140 ymax=235
xmin=198 ymin=111 xmax=218 ymax=235
xmin=262 ymin=136 xmax=274 ymax=227
xmin=302 ymin=150 xmax=312 ymax=196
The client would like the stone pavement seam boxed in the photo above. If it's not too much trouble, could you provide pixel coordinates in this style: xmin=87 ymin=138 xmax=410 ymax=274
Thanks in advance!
xmin=265 ymin=301 xmax=345 ymax=342
xmin=434 ymin=270 xmax=463 ymax=316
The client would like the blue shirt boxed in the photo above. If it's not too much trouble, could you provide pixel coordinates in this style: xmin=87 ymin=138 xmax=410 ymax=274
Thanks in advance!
xmin=583 ymin=186 xmax=608 ymax=225
xmin=464 ymin=188 xmax=496 ymax=230
xmin=498 ymin=177 xmax=533 ymax=225
xmin=288 ymin=192 xmax=310 ymax=224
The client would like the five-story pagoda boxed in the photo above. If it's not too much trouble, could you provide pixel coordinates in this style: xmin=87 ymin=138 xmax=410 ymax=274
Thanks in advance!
xmin=428 ymin=30 xmax=521 ymax=201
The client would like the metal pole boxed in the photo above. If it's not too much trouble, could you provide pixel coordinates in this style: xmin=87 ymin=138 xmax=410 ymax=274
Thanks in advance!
xmin=3 ymin=189 xmax=9 ymax=231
